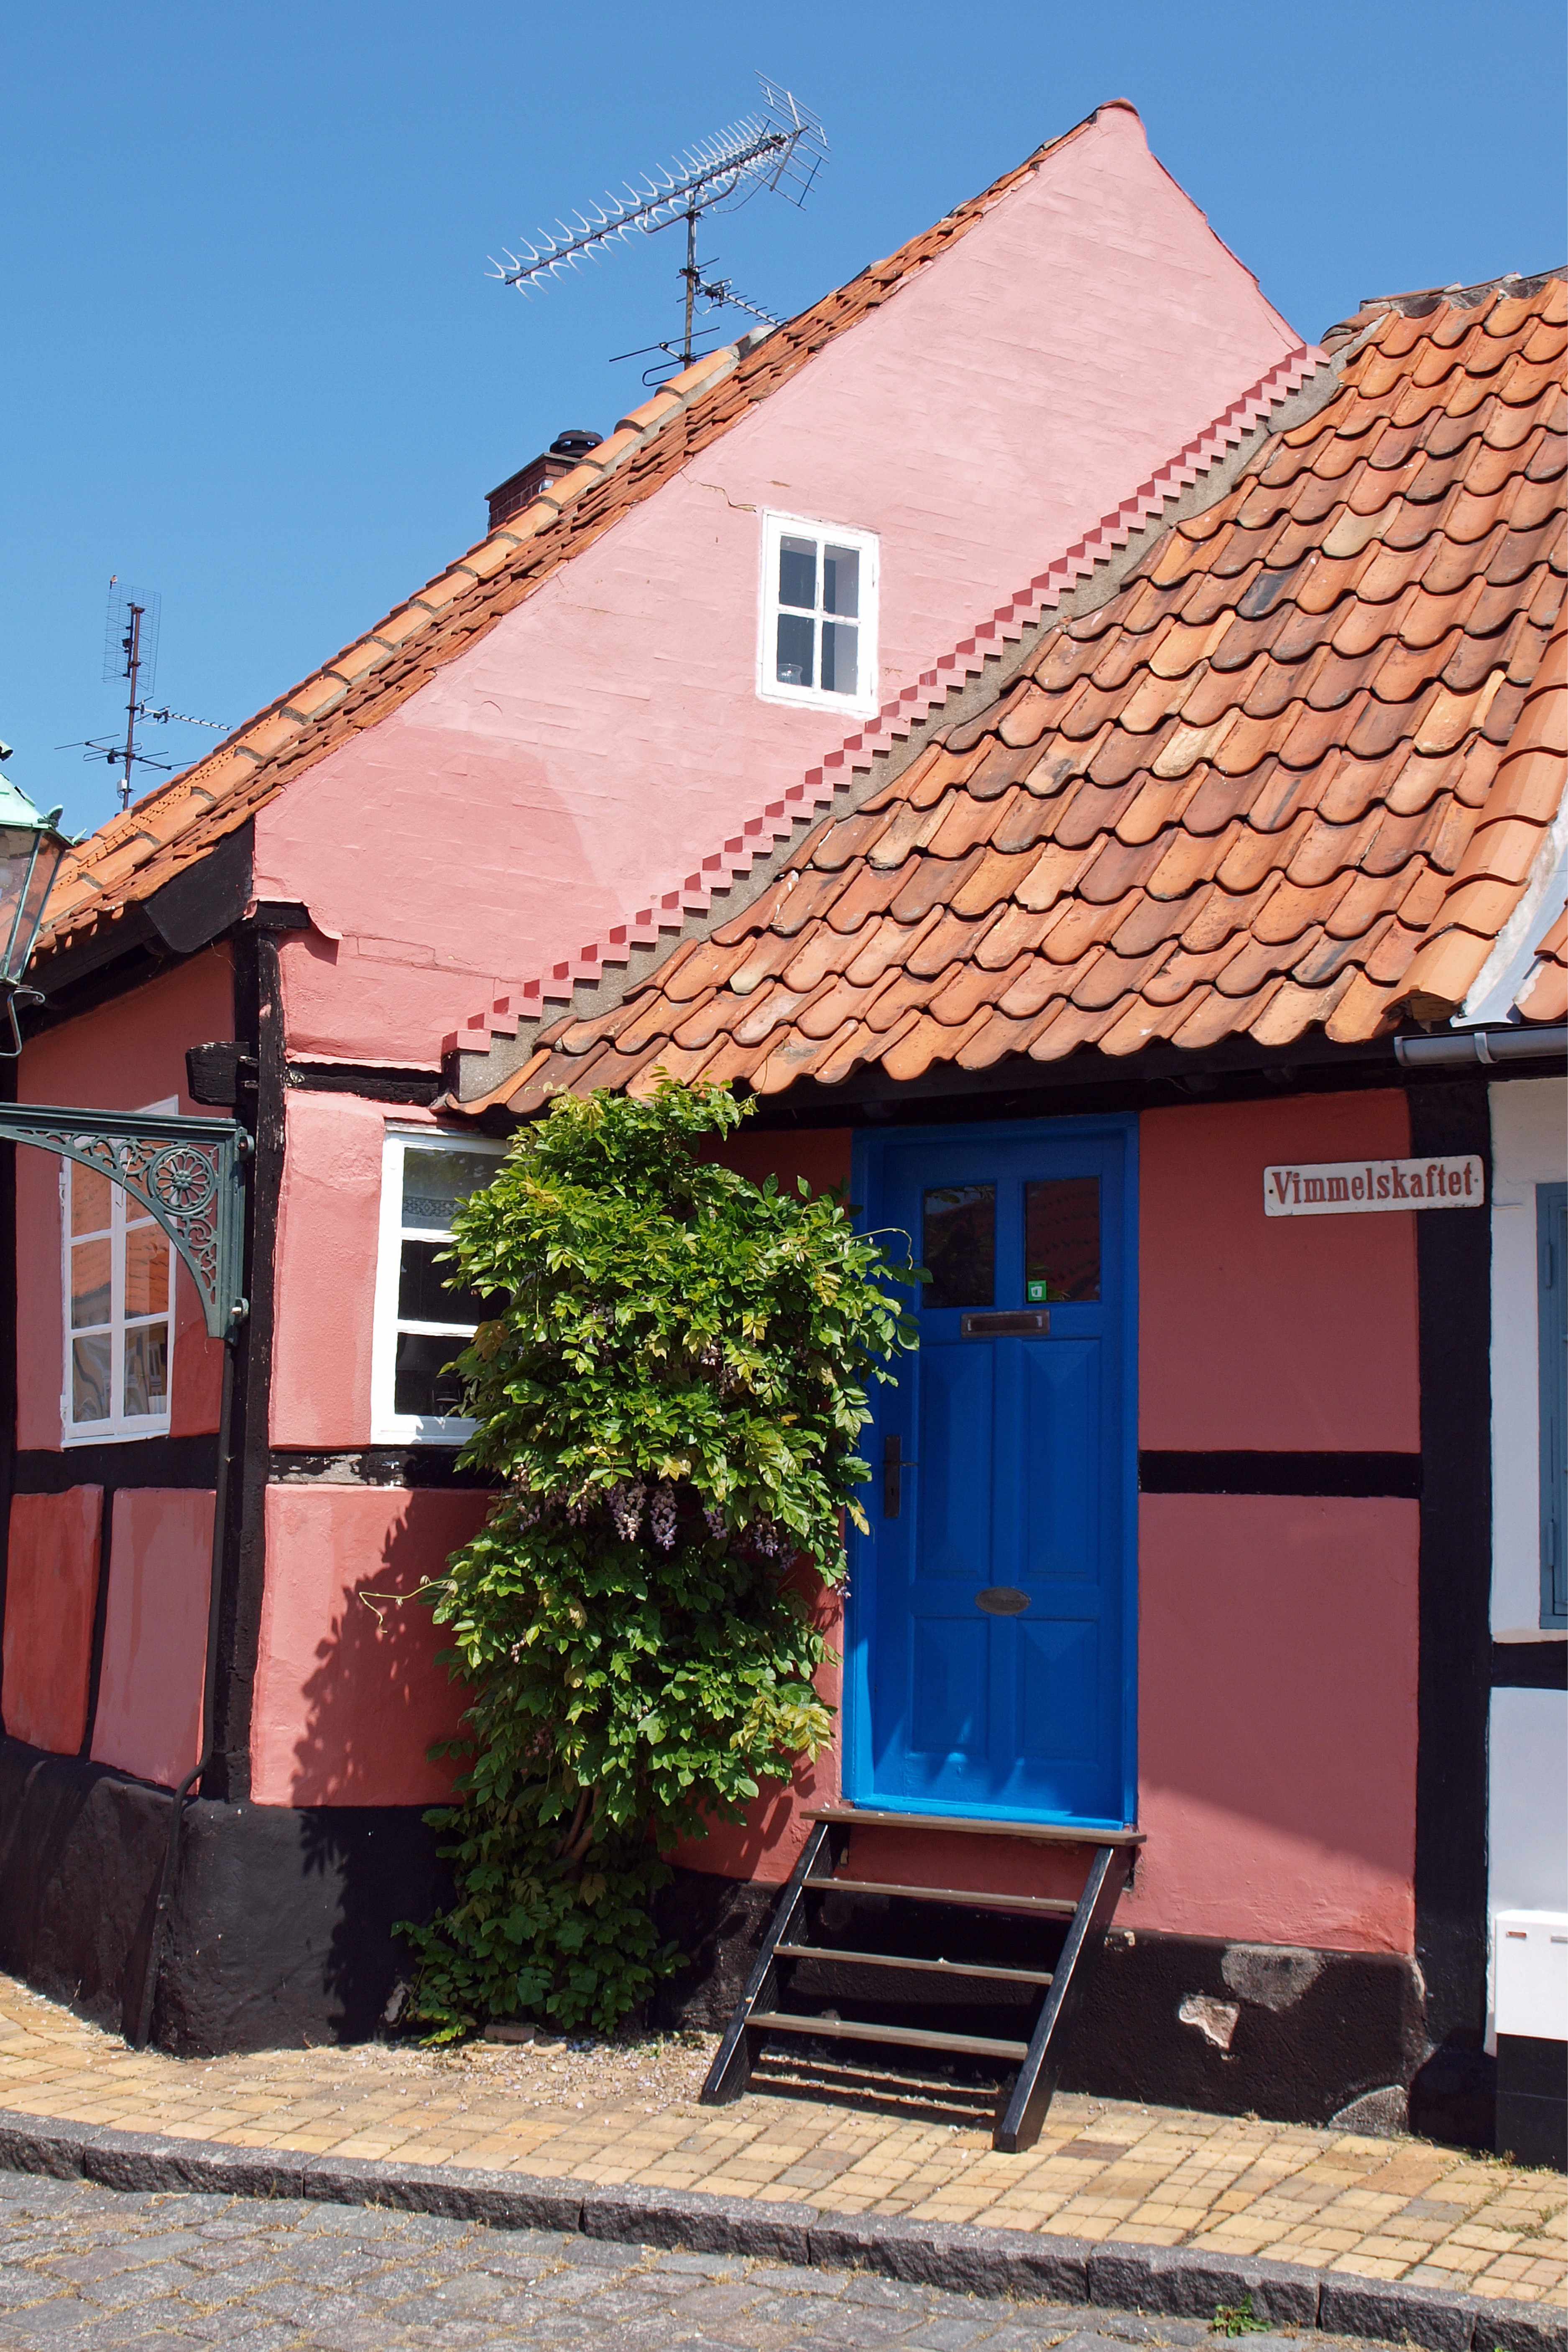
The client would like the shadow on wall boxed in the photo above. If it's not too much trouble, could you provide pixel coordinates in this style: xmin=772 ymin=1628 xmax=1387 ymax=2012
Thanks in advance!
xmin=283 ymin=1490 xmax=481 ymax=2033
xmin=279 ymin=1486 xmax=481 ymax=1810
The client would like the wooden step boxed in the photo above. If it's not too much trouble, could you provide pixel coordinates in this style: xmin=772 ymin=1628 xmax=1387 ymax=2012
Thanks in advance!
xmin=805 ymin=1807 xmax=1144 ymax=1847
xmin=750 ymin=2011 xmax=1030 ymax=2062
xmin=700 ymin=1816 xmax=1137 ymax=2153
xmin=775 ymin=1943 xmax=1053 ymax=1987
xmin=807 ymin=1876 xmax=1076 ymax=1918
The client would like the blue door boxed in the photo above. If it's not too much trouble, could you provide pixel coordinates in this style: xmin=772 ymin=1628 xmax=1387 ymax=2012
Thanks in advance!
xmin=848 ymin=1118 xmax=1137 ymax=1828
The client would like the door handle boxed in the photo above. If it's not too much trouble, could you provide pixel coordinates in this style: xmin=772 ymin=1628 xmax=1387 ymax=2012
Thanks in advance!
xmin=883 ymin=1433 xmax=917 ymax=1519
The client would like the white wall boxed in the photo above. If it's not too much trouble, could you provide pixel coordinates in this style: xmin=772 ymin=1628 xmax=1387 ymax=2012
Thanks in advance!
xmin=1487 ymin=1076 xmax=1568 ymax=2048
xmin=1489 ymin=1076 xmax=1567 ymax=1641
xmin=1487 ymin=1686 xmax=1568 ymax=2045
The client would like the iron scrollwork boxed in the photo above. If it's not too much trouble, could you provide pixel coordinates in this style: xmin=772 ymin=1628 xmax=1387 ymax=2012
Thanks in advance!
xmin=0 ymin=1103 xmax=250 ymax=1338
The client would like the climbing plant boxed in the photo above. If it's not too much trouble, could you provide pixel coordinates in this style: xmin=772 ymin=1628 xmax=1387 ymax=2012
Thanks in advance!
xmin=399 ymin=1078 xmax=917 ymax=2039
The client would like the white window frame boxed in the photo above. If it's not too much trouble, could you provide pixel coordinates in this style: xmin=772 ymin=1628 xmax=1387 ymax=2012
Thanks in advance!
xmin=371 ymin=1126 xmax=507 ymax=1446
xmin=756 ymin=510 xmax=880 ymax=720
xmin=60 ymin=1097 xmax=178 ymax=1446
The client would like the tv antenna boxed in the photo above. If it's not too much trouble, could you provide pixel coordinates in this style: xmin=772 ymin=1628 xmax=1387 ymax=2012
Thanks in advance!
xmin=490 ymin=73 xmax=827 ymax=381
xmin=57 ymin=579 xmax=228 ymax=811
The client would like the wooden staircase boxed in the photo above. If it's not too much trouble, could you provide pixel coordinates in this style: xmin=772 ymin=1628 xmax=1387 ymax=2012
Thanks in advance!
xmin=699 ymin=1807 xmax=1142 ymax=2153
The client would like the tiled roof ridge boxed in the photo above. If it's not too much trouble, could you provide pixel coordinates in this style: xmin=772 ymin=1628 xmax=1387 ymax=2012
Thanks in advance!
xmin=472 ymin=272 xmax=1566 ymax=1113
xmin=1322 ymin=266 xmax=1566 ymax=351
xmin=33 ymin=109 xmax=1117 ymax=968
xmin=439 ymin=340 xmax=1325 ymax=1067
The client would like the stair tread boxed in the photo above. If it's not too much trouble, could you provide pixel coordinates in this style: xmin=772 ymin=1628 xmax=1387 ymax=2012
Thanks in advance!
xmin=807 ymin=1807 xmax=1144 ymax=1849
xmin=751 ymin=2011 xmax=1030 ymax=2062
xmin=806 ymin=1875 xmax=1076 ymax=1918
xmin=775 ymin=1944 xmax=1054 ymax=1987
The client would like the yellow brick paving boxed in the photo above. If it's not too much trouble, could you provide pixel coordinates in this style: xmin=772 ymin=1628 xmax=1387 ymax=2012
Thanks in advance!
xmin=0 ymin=1974 xmax=1560 ymax=2307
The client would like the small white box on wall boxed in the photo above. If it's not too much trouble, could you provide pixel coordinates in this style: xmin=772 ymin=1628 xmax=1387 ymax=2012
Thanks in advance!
xmin=1494 ymin=1910 xmax=1568 ymax=2042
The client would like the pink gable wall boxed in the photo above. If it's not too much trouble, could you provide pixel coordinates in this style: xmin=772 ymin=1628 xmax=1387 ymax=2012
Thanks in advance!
xmin=253 ymin=105 xmax=1305 ymax=1066
xmin=15 ymin=949 xmax=232 ymax=1451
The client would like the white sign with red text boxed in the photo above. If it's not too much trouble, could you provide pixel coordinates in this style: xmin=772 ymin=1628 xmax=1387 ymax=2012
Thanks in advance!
xmin=1264 ymin=1154 xmax=1485 ymax=1216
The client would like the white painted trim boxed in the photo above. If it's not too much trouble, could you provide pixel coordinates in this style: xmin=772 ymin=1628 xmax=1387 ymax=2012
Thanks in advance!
xmin=370 ymin=1124 xmax=506 ymax=1448
xmin=1486 ymin=1687 xmax=1568 ymax=2048
xmin=756 ymin=510 xmax=880 ymax=720
xmin=1490 ymin=1077 xmax=1568 ymax=1636
xmin=1461 ymin=808 xmax=1568 ymax=1026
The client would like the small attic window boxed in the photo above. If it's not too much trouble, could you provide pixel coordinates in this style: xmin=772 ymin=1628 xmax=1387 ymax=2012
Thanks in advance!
xmin=758 ymin=512 xmax=878 ymax=718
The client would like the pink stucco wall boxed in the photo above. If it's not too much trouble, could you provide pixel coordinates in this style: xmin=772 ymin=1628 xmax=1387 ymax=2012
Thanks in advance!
xmin=2 ymin=1487 xmax=101 ymax=1755
xmin=1140 ymin=1089 xmax=1419 ymax=1452
xmin=666 ymin=1101 xmax=1422 ymax=1958
xmin=260 ymin=1120 xmax=852 ymax=1807
xmin=89 ymin=1487 xmax=214 ymax=1788
xmin=269 ymin=1088 xmax=390 ymax=1448
xmin=15 ymin=948 xmax=232 ymax=1450
xmin=253 ymin=105 xmax=1304 ymax=1067
xmin=250 ymin=1079 xmax=1423 ymax=1961
xmin=1131 ymin=1494 xmax=1419 ymax=1953
xmin=250 ymin=1484 xmax=484 ymax=1806
xmin=711 ymin=1491 xmax=1419 ymax=1955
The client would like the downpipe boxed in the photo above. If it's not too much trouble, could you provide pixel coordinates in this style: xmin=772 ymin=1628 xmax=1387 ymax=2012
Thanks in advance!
xmin=1394 ymin=1024 xmax=1566 ymax=1070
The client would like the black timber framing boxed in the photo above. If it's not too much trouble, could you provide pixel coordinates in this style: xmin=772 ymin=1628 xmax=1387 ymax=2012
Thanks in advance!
xmin=204 ymin=923 xmax=284 ymax=1803
xmin=286 ymin=1064 xmax=443 ymax=1107
xmin=269 ymin=1448 xmax=496 ymax=1490
xmin=0 ymin=1052 xmax=15 ymax=1736
xmin=13 ymin=1438 xmax=222 ymax=1492
xmin=1491 ymin=1641 xmax=1568 ymax=1688
xmin=1407 ymin=1076 xmax=1493 ymax=2087
xmin=1138 ymin=1452 xmax=1421 ymax=1499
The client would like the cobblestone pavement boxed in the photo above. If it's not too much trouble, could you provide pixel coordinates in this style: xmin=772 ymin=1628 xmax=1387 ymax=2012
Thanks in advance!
xmin=0 ymin=2168 xmax=1396 ymax=2352
xmin=1 ymin=1977 xmax=1562 ymax=2309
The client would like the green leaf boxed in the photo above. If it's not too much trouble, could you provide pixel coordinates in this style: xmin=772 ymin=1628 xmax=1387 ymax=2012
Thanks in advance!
xmin=398 ymin=1076 xmax=916 ymax=2039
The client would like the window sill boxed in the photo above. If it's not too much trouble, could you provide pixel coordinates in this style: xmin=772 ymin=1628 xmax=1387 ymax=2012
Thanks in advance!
xmin=61 ymin=1423 xmax=174 ymax=1448
xmin=369 ymin=1422 xmax=476 ymax=1449
xmin=756 ymin=680 xmax=881 ymax=723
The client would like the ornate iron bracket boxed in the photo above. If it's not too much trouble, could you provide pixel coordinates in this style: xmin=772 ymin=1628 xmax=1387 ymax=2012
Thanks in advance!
xmin=0 ymin=1103 xmax=250 ymax=1339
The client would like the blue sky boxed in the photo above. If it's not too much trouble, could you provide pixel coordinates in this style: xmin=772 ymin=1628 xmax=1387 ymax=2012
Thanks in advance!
xmin=7 ymin=0 xmax=1564 ymax=838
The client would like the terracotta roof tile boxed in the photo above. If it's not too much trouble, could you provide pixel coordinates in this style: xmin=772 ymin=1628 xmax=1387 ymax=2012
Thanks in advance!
xmin=477 ymin=273 xmax=1566 ymax=1111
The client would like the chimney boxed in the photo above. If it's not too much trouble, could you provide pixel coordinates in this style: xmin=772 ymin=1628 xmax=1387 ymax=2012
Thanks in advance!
xmin=486 ymin=428 xmax=604 ymax=533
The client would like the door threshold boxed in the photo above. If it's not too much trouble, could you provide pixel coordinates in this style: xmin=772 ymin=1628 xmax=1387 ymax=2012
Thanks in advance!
xmin=808 ymin=1805 xmax=1144 ymax=1847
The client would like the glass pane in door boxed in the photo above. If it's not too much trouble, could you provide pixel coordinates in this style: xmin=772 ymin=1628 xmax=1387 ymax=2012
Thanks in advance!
xmin=1024 ymin=1177 xmax=1101 ymax=1302
xmin=922 ymin=1183 xmax=996 ymax=1308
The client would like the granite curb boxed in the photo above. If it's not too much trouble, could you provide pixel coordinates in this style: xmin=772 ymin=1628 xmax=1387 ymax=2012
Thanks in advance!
xmin=0 ymin=2107 xmax=1559 ymax=2352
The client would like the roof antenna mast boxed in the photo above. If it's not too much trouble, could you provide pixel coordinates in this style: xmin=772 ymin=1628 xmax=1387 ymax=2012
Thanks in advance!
xmin=490 ymin=73 xmax=828 ymax=382
xmin=57 ymin=580 xmax=228 ymax=811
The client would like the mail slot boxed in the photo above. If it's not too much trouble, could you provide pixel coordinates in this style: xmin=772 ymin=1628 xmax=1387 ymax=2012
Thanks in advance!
xmin=960 ymin=1309 xmax=1051 ymax=1338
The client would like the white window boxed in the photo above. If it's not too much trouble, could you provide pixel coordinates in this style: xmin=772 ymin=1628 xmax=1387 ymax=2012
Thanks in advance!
xmin=371 ymin=1129 xmax=506 ymax=1445
xmin=758 ymin=511 xmax=878 ymax=718
xmin=1491 ymin=1077 xmax=1568 ymax=1640
xmin=61 ymin=1101 xmax=177 ymax=1444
